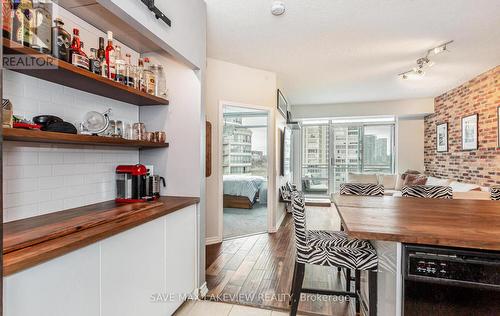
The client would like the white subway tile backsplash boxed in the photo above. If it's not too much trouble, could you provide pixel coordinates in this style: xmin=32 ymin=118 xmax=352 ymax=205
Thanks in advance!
xmin=38 ymin=200 xmax=64 ymax=216
xmin=2 ymin=4 xmax=143 ymax=222
xmin=63 ymin=197 xmax=86 ymax=210
xmin=3 ymin=166 xmax=24 ymax=179
xmin=39 ymin=176 xmax=64 ymax=190
xmin=6 ymin=151 xmax=39 ymax=166
xmin=39 ymin=152 xmax=64 ymax=165
xmin=22 ymin=165 xmax=53 ymax=178
xmin=4 ymin=204 xmax=39 ymax=222
xmin=6 ymin=179 xmax=38 ymax=194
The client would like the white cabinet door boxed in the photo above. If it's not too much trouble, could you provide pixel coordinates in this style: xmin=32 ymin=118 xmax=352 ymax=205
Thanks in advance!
xmin=100 ymin=217 xmax=166 ymax=316
xmin=164 ymin=205 xmax=197 ymax=315
xmin=4 ymin=244 xmax=100 ymax=316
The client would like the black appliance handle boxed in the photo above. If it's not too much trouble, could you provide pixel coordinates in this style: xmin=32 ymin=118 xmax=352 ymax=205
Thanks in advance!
xmin=160 ymin=176 xmax=166 ymax=187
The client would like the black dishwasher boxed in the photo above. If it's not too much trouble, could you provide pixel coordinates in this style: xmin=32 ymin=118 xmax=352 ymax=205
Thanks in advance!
xmin=403 ymin=244 xmax=500 ymax=316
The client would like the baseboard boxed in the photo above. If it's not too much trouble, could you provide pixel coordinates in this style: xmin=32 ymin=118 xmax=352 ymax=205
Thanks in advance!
xmin=205 ymin=236 xmax=222 ymax=245
xmin=270 ymin=210 xmax=286 ymax=233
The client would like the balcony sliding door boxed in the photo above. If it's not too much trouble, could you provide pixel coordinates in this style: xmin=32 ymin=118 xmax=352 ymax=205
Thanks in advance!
xmin=301 ymin=120 xmax=395 ymax=196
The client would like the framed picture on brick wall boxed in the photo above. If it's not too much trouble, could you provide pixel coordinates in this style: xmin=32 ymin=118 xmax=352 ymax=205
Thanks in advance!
xmin=461 ymin=114 xmax=478 ymax=150
xmin=436 ymin=122 xmax=448 ymax=152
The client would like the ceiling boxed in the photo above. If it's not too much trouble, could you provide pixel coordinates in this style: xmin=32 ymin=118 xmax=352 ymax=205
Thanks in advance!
xmin=206 ymin=0 xmax=500 ymax=105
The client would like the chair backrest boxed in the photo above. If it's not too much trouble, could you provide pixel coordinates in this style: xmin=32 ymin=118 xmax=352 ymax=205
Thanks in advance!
xmin=401 ymin=185 xmax=452 ymax=199
xmin=491 ymin=186 xmax=500 ymax=201
xmin=339 ymin=183 xmax=384 ymax=196
xmin=279 ymin=185 xmax=291 ymax=201
xmin=286 ymin=181 xmax=297 ymax=193
xmin=290 ymin=191 xmax=309 ymax=262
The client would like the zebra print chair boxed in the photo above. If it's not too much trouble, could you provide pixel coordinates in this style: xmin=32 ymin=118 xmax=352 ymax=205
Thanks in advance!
xmin=401 ymin=185 xmax=452 ymax=199
xmin=339 ymin=183 xmax=384 ymax=196
xmin=280 ymin=182 xmax=298 ymax=213
xmin=491 ymin=186 xmax=500 ymax=201
xmin=289 ymin=191 xmax=378 ymax=316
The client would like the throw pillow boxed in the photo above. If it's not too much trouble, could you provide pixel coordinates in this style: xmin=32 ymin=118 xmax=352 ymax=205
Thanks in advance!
xmin=403 ymin=174 xmax=427 ymax=186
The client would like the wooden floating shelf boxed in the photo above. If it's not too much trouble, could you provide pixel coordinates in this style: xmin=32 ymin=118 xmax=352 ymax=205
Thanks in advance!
xmin=2 ymin=38 xmax=169 ymax=106
xmin=3 ymin=128 xmax=169 ymax=149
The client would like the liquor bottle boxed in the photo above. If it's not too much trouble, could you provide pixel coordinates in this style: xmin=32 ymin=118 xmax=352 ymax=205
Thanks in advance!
xmin=89 ymin=48 xmax=102 ymax=75
xmin=97 ymin=36 xmax=105 ymax=60
xmin=156 ymin=64 xmax=167 ymax=98
xmin=105 ymin=31 xmax=116 ymax=80
xmin=114 ymin=45 xmax=126 ymax=84
xmin=69 ymin=28 xmax=89 ymax=70
xmin=51 ymin=17 xmax=70 ymax=62
xmin=2 ymin=0 xmax=13 ymax=39
xmin=125 ymin=53 xmax=135 ymax=87
xmin=13 ymin=0 xmax=33 ymax=47
xmin=31 ymin=0 xmax=51 ymax=53
xmin=143 ymin=57 xmax=156 ymax=95
xmin=137 ymin=58 xmax=145 ymax=91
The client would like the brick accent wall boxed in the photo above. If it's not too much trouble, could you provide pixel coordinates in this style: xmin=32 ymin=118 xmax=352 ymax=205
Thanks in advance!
xmin=424 ymin=66 xmax=500 ymax=187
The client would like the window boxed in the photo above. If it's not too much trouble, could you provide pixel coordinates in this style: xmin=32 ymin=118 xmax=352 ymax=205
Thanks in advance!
xmin=301 ymin=119 xmax=395 ymax=195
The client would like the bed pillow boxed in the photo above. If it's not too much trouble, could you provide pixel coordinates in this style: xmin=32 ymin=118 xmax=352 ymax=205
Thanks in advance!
xmin=348 ymin=173 xmax=378 ymax=184
xmin=449 ymin=181 xmax=480 ymax=192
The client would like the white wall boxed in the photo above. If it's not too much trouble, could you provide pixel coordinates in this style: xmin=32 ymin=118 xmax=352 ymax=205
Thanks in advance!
xmin=397 ymin=118 xmax=425 ymax=173
xmin=139 ymin=53 xmax=202 ymax=198
xmin=205 ymin=58 xmax=278 ymax=243
xmin=99 ymin=0 xmax=206 ymax=69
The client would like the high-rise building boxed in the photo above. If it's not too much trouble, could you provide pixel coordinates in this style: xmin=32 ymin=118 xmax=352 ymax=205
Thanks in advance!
xmin=302 ymin=125 xmax=329 ymax=178
xmin=223 ymin=117 xmax=252 ymax=175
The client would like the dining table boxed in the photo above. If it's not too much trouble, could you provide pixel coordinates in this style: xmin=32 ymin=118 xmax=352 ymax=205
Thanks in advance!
xmin=332 ymin=194 xmax=500 ymax=316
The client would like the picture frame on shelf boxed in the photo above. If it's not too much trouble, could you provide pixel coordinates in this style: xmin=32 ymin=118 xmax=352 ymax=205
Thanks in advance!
xmin=277 ymin=89 xmax=288 ymax=119
xmin=461 ymin=114 xmax=478 ymax=151
xmin=436 ymin=122 xmax=448 ymax=152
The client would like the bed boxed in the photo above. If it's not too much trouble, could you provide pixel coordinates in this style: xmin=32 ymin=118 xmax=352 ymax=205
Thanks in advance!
xmin=223 ymin=175 xmax=266 ymax=209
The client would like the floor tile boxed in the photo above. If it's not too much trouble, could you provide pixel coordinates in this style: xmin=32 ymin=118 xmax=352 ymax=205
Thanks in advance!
xmin=229 ymin=304 xmax=272 ymax=316
xmin=179 ymin=300 xmax=234 ymax=316
xmin=173 ymin=300 xmax=196 ymax=316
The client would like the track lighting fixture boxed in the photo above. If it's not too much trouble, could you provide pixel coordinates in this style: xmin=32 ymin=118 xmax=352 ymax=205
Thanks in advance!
xmin=399 ymin=41 xmax=453 ymax=79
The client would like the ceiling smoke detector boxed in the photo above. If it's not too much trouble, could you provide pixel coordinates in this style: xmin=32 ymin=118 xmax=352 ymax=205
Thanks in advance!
xmin=271 ymin=1 xmax=285 ymax=16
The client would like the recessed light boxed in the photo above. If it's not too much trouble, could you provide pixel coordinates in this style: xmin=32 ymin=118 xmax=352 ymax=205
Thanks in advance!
xmin=271 ymin=1 xmax=285 ymax=16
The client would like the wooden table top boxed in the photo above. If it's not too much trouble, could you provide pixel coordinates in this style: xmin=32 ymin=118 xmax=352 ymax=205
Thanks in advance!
xmin=3 ymin=196 xmax=199 ymax=276
xmin=333 ymin=195 xmax=500 ymax=251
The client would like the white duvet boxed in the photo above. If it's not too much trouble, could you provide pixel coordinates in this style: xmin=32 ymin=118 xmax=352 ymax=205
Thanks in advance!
xmin=223 ymin=175 xmax=266 ymax=202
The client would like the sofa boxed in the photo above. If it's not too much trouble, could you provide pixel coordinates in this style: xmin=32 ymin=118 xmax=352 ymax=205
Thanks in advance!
xmin=340 ymin=172 xmax=492 ymax=200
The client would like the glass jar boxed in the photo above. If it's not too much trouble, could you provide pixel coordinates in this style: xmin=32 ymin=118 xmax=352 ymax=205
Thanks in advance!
xmin=123 ymin=122 xmax=133 ymax=140
xmin=155 ymin=131 xmax=166 ymax=143
xmin=156 ymin=65 xmax=167 ymax=98
xmin=132 ymin=122 xmax=145 ymax=140
xmin=115 ymin=120 xmax=123 ymax=138
xmin=145 ymin=132 xmax=154 ymax=142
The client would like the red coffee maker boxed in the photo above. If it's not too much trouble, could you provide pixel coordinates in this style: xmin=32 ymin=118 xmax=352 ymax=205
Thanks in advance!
xmin=115 ymin=164 xmax=153 ymax=203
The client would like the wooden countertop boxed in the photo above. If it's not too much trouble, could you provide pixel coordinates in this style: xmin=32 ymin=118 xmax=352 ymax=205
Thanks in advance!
xmin=333 ymin=195 xmax=500 ymax=251
xmin=3 ymin=196 xmax=199 ymax=276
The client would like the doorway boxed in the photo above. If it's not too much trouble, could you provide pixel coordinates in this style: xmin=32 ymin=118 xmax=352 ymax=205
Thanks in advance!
xmin=221 ymin=104 xmax=270 ymax=239
xmin=301 ymin=118 xmax=395 ymax=197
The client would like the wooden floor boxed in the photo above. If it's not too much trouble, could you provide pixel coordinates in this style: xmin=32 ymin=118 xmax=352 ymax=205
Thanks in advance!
xmin=205 ymin=206 xmax=355 ymax=316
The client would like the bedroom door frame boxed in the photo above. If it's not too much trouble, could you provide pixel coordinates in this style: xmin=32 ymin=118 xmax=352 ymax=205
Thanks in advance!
xmin=217 ymin=101 xmax=275 ymax=241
